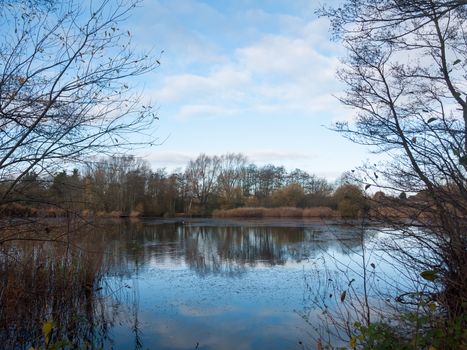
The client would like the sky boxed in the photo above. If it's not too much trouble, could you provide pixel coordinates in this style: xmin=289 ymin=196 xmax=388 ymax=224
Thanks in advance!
xmin=125 ymin=0 xmax=372 ymax=179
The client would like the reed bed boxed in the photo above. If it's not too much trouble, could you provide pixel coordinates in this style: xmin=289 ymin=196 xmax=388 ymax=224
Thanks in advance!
xmin=0 ymin=227 xmax=110 ymax=349
xmin=213 ymin=206 xmax=339 ymax=219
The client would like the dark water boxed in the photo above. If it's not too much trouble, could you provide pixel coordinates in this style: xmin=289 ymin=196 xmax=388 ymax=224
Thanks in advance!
xmin=1 ymin=218 xmax=406 ymax=349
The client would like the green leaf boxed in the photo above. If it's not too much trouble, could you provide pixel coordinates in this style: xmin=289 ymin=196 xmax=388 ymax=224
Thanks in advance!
xmin=42 ymin=320 xmax=54 ymax=346
xmin=459 ymin=156 xmax=467 ymax=166
xmin=453 ymin=59 xmax=461 ymax=65
xmin=349 ymin=336 xmax=357 ymax=349
xmin=427 ymin=117 xmax=437 ymax=124
xmin=420 ymin=270 xmax=438 ymax=281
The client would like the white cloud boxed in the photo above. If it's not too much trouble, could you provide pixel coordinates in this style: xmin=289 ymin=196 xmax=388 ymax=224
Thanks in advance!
xmin=156 ymin=67 xmax=250 ymax=103
xmin=177 ymin=104 xmax=240 ymax=120
xmin=137 ymin=0 xmax=341 ymax=120
xmin=247 ymin=151 xmax=316 ymax=163
xmin=136 ymin=151 xmax=194 ymax=168
xmin=143 ymin=7 xmax=344 ymax=121
xmin=135 ymin=150 xmax=317 ymax=171
xmin=128 ymin=1 xmax=370 ymax=177
xmin=236 ymin=35 xmax=337 ymax=81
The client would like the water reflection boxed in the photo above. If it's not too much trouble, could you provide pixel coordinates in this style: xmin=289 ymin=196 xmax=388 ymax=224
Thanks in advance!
xmin=0 ymin=219 xmax=373 ymax=349
xmin=101 ymin=220 xmax=366 ymax=278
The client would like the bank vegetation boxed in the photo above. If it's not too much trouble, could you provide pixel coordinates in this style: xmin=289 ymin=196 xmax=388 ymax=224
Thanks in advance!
xmin=1 ymin=153 xmax=416 ymax=221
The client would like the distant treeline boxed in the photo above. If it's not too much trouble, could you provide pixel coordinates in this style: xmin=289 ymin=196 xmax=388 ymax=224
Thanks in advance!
xmin=1 ymin=153 xmax=375 ymax=218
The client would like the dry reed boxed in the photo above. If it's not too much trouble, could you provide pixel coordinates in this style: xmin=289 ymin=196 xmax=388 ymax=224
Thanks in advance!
xmin=213 ymin=206 xmax=339 ymax=219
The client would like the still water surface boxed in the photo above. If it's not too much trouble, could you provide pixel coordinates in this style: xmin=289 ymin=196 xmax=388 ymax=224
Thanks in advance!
xmin=3 ymin=218 xmax=404 ymax=349
xmin=97 ymin=219 xmax=392 ymax=350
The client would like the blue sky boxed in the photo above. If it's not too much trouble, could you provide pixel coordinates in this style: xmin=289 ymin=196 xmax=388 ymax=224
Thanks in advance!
xmin=126 ymin=0 xmax=371 ymax=179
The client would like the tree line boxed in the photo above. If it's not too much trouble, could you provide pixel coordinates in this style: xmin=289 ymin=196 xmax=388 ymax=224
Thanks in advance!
xmin=0 ymin=153 xmax=373 ymax=218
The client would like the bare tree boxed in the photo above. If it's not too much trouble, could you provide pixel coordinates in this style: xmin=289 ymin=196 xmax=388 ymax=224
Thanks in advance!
xmin=184 ymin=154 xmax=221 ymax=214
xmin=217 ymin=153 xmax=247 ymax=208
xmin=321 ymin=0 xmax=467 ymax=325
xmin=0 ymin=0 xmax=160 ymax=209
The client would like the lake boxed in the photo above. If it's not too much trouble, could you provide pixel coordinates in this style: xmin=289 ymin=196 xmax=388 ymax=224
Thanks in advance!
xmin=0 ymin=218 xmax=407 ymax=350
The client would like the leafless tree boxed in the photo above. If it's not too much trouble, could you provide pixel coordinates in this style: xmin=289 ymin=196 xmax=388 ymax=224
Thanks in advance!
xmin=184 ymin=154 xmax=221 ymax=214
xmin=0 ymin=0 xmax=160 ymax=210
xmin=321 ymin=0 xmax=467 ymax=322
xmin=217 ymin=153 xmax=247 ymax=208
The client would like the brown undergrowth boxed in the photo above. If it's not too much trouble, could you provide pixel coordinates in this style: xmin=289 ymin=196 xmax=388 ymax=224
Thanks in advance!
xmin=0 ymin=224 xmax=110 ymax=348
xmin=212 ymin=206 xmax=339 ymax=219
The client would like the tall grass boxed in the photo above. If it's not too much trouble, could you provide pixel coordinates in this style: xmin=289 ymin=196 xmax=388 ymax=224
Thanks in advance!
xmin=0 ymin=226 xmax=111 ymax=349
xmin=213 ymin=206 xmax=339 ymax=219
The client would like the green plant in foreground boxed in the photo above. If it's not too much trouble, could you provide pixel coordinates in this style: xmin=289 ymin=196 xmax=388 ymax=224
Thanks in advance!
xmin=349 ymin=312 xmax=466 ymax=350
xmin=27 ymin=320 xmax=103 ymax=350
xmin=351 ymin=322 xmax=412 ymax=350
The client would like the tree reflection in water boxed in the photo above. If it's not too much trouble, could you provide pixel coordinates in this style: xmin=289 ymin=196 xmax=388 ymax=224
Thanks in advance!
xmin=102 ymin=221 xmax=365 ymax=278
xmin=0 ymin=219 xmax=370 ymax=349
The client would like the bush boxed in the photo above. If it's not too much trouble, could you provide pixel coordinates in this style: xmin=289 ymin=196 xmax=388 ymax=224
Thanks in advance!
xmin=333 ymin=184 xmax=369 ymax=219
